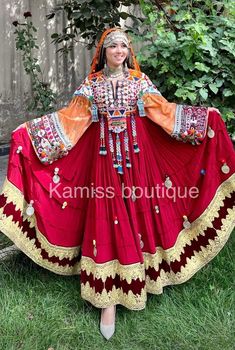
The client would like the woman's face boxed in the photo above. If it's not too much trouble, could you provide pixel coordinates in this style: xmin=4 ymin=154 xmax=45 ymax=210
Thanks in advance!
xmin=105 ymin=41 xmax=128 ymax=69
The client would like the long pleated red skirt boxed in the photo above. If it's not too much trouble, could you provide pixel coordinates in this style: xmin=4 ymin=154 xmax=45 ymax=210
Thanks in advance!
xmin=0 ymin=110 xmax=234 ymax=310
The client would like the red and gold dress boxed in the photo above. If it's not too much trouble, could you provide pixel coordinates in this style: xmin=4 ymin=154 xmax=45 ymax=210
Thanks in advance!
xmin=0 ymin=36 xmax=234 ymax=310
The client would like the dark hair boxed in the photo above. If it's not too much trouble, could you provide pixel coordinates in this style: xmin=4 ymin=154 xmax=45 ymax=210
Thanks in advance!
xmin=96 ymin=45 xmax=135 ymax=72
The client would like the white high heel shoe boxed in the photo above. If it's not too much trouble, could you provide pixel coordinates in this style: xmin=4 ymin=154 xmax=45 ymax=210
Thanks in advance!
xmin=100 ymin=305 xmax=116 ymax=340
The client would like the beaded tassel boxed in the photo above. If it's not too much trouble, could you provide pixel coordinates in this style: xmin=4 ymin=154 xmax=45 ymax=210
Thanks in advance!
xmin=116 ymin=134 xmax=123 ymax=174
xmin=108 ymin=131 xmax=118 ymax=168
xmin=99 ymin=115 xmax=107 ymax=155
xmin=131 ymin=115 xmax=140 ymax=153
xmin=124 ymin=129 xmax=131 ymax=168
xmin=137 ymin=98 xmax=146 ymax=117
xmin=91 ymin=104 xmax=99 ymax=122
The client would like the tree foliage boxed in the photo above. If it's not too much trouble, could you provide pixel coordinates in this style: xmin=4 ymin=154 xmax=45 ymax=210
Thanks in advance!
xmin=12 ymin=1 xmax=235 ymax=137
xmin=13 ymin=13 xmax=57 ymax=115
xmin=133 ymin=0 xmax=235 ymax=137
xmin=47 ymin=0 xmax=142 ymax=51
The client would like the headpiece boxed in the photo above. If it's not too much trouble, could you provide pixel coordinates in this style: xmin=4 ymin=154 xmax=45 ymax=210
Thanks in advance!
xmin=103 ymin=30 xmax=130 ymax=48
xmin=90 ymin=27 xmax=140 ymax=73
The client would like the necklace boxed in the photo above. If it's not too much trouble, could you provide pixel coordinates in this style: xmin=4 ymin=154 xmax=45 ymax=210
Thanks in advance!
xmin=104 ymin=65 xmax=124 ymax=79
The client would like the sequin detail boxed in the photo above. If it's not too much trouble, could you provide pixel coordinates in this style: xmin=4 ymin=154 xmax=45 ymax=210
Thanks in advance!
xmin=27 ymin=112 xmax=72 ymax=164
xmin=90 ymin=70 xmax=146 ymax=173
xmin=172 ymin=105 xmax=208 ymax=145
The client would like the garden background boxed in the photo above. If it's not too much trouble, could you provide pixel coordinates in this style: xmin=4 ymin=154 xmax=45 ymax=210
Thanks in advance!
xmin=0 ymin=1 xmax=234 ymax=349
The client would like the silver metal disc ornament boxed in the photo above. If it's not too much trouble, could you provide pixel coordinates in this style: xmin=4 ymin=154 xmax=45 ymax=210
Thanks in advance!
xmin=183 ymin=220 xmax=191 ymax=229
xmin=26 ymin=202 xmax=35 ymax=216
xmin=221 ymin=163 xmax=230 ymax=174
xmin=93 ymin=246 xmax=97 ymax=257
xmin=164 ymin=176 xmax=172 ymax=189
xmin=154 ymin=205 xmax=160 ymax=214
xmin=53 ymin=174 xmax=60 ymax=184
xmin=207 ymin=126 xmax=215 ymax=138
xmin=183 ymin=216 xmax=191 ymax=229
xmin=138 ymin=233 xmax=144 ymax=249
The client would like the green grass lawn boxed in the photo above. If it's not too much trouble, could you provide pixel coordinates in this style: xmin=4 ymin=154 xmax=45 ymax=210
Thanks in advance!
xmin=0 ymin=232 xmax=234 ymax=350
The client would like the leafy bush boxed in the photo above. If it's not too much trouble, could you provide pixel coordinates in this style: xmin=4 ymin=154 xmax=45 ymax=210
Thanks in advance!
xmin=13 ymin=12 xmax=56 ymax=116
xmin=47 ymin=0 xmax=141 ymax=50
xmin=134 ymin=0 xmax=235 ymax=138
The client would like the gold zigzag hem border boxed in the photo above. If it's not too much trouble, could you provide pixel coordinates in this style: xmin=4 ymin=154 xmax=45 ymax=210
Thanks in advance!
xmin=80 ymin=205 xmax=234 ymax=310
xmin=0 ymin=175 xmax=235 ymax=309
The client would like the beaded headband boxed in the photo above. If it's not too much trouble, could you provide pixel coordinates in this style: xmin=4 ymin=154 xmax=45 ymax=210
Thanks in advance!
xmin=103 ymin=31 xmax=130 ymax=48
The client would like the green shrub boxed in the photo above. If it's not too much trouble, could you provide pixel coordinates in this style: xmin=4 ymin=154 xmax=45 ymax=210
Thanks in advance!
xmin=13 ymin=12 xmax=56 ymax=116
xmin=134 ymin=0 xmax=235 ymax=138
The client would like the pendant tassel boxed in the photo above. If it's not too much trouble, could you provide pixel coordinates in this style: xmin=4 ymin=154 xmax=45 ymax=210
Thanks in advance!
xmin=91 ymin=103 xmax=99 ymax=122
xmin=108 ymin=131 xmax=118 ymax=168
xmin=99 ymin=115 xmax=107 ymax=155
xmin=131 ymin=115 xmax=140 ymax=153
xmin=116 ymin=134 xmax=123 ymax=174
xmin=124 ymin=129 xmax=131 ymax=168
xmin=137 ymin=98 xmax=146 ymax=117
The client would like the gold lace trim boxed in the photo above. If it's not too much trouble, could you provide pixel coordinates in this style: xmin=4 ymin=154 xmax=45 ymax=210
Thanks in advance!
xmin=36 ymin=231 xmax=81 ymax=260
xmin=0 ymin=175 xmax=234 ymax=309
xmin=81 ymin=281 xmax=147 ymax=310
xmin=80 ymin=207 xmax=234 ymax=309
xmin=146 ymin=209 xmax=235 ymax=295
xmin=80 ymin=175 xmax=234 ymax=309
xmin=0 ymin=211 xmax=81 ymax=275
xmin=143 ymin=174 xmax=235 ymax=269
xmin=81 ymin=258 xmax=145 ymax=284
xmin=0 ymin=179 xmax=81 ymax=261
xmin=81 ymin=174 xmax=235 ymax=280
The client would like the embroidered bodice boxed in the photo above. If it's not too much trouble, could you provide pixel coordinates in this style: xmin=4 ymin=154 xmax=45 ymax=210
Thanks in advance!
xmin=74 ymin=70 xmax=161 ymax=173
xmin=25 ymin=69 xmax=208 ymax=167
xmin=74 ymin=69 xmax=161 ymax=134
xmin=92 ymin=77 xmax=138 ymax=113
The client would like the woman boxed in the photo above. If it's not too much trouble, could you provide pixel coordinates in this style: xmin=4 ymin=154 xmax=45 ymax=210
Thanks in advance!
xmin=0 ymin=28 xmax=234 ymax=340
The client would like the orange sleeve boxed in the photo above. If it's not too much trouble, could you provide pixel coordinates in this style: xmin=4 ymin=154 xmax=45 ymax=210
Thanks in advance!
xmin=138 ymin=72 xmax=208 ymax=145
xmin=57 ymin=95 xmax=92 ymax=146
xmin=142 ymin=93 xmax=177 ymax=135
xmin=26 ymin=94 xmax=92 ymax=165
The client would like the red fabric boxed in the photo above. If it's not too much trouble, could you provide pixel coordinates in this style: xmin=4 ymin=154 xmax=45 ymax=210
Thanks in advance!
xmin=6 ymin=111 xmax=235 ymax=267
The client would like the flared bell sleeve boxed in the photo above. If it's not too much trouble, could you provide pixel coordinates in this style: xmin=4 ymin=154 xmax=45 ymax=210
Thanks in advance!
xmin=24 ymin=77 xmax=94 ymax=165
xmin=139 ymin=73 xmax=209 ymax=145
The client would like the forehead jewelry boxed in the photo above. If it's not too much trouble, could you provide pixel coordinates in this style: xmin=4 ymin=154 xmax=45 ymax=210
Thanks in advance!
xmin=103 ymin=31 xmax=130 ymax=48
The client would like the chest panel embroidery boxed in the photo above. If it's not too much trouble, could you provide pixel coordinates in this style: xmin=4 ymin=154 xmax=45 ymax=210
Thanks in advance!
xmin=89 ymin=73 xmax=144 ymax=174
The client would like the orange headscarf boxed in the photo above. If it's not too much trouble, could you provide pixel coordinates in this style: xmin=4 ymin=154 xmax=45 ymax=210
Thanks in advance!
xmin=90 ymin=27 xmax=140 ymax=74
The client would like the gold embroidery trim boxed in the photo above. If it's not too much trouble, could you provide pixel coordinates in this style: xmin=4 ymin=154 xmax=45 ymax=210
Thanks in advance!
xmin=0 ymin=178 xmax=81 ymax=261
xmin=80 ymin=174 xmax=235 ymax=281
xmin=81 ymin=282 xmax=147 ymax=310
xmin=0 ymin=174 xmax=234 ymax=309
xmin=81 ymin=258 xmax=146 ymax=284
xmin=80 ymin=207 xmax=234 ymax=310
xmin=0 ymin=212 xmax=81 ymax=275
